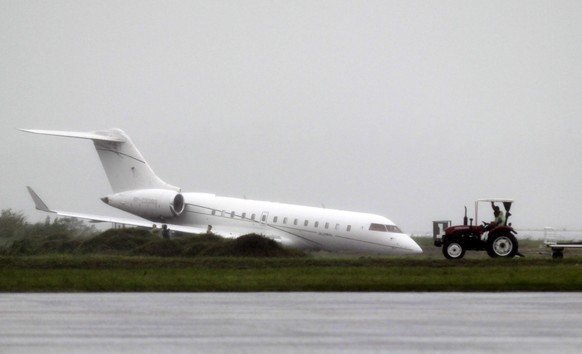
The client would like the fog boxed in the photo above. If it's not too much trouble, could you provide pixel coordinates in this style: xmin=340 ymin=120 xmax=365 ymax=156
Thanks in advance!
xmin=1 ymin=1 xmax=581 ymax=233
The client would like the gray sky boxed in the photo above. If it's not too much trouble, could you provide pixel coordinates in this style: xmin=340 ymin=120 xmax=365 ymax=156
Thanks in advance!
xmin=1 ymin=0 xmax=581 ymax=233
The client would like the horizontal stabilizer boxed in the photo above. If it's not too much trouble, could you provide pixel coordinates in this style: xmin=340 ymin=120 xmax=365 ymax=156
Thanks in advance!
xmin=21 ymin=128 xmax=179 ymax=192
xmin=19 ymin=129 xmax=125 ymax=142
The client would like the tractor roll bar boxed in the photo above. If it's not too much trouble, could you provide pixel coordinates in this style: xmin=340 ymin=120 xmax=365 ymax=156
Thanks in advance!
xmin=474 ymin=198 xmax=514 ymax=226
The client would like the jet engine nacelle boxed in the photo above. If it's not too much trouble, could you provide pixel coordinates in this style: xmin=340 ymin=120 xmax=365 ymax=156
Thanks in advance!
xmin=102 ymin=189 xmax=185 ymax=220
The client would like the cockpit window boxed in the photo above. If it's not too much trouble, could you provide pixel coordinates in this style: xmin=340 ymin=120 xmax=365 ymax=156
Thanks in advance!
xmin=386 ymin=225 xmax=403 ymax=233
xmin=369 ymin=223 xmax=403 ymax=233
xmin=369 ymin=223 xmax=387 ymax=232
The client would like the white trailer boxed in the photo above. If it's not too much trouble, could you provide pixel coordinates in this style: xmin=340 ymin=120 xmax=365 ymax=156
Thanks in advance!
xmin=543 ymin=227 xmax=582 ymax=259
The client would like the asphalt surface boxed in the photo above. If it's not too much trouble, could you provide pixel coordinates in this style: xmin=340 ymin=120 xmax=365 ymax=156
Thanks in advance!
xmin=1 ymin=292 xmax=581 ymax=353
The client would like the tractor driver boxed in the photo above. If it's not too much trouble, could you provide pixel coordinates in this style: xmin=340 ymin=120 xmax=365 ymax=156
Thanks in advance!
xmin=485 ymin=202 xmax=505 ymax=231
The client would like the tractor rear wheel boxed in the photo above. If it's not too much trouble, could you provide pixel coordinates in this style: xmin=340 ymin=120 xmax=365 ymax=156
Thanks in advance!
xmin=443 ymin=240 xmax=465 ymax=259
xmin=486 ymin=233 xmax=518 ymax=258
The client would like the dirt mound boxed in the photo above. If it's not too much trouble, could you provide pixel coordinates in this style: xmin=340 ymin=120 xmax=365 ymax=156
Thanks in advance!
xmin=0 ymin=228 xmax=304 ymax=258
xmin=226 ymin=234 xmax=293 ymax=257
xmin=77 ymin=228 xmax=153 ymax=254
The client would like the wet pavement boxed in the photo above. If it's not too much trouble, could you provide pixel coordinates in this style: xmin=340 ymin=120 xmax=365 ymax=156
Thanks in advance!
xmin=1 ymin=292 xmax=581 ymax=353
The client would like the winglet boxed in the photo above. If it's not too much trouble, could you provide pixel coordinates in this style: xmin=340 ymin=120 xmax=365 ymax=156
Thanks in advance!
xmin=26 ymin=186 xmax=53 ymax=213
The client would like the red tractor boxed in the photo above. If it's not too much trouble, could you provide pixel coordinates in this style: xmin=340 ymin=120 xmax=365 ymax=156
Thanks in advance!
xmin=433 ymin=199 xmax=519 ymax=259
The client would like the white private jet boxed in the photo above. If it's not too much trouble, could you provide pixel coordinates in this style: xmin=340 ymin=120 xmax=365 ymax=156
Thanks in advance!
xmin=21 ymin=128 xmax=422 ymax=255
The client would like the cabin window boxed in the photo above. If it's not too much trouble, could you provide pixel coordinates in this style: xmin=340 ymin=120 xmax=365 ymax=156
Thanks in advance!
xmin=221 ymin=210 xmax=225 ymax=217
xmin=335 ymin=223 xmax=340 ymax=231
xmin=242 ymin=212 xmax=247 ymax=219
xmin=314 ymin=221 xmax=319 ymax=228
xmin=251 ymin=213 xmax=256 ymax=221
xmin=283 ymin=217 xmax=288 ymax=224
xmin=294 ymin=219 xmax=298 ymax=226
xmin=347 ymin=225 xmax=351 ymax=232
xmin=304 ymin=220 xmax=309 ymax=227
xmin=261 ymin=214 xmax=267 ymax=222
xmin=230 ymin=211 xmax=235 ymax=218
xmin=325 ymin=222 xmax=329 ymax=229
xmin=273 ymin=216 xmax=278 ymax=223
xmin=211 ymin=210 xmax=216 ymax=216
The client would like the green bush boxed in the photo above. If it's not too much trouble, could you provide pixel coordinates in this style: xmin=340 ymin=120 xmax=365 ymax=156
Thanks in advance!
xmin=0 ymin=210 xmax=27 ymax=245
xmin=0 ymin=209 xmax=97 ymax=249
xmin=1 ymin=233 xmax=82 ymax=255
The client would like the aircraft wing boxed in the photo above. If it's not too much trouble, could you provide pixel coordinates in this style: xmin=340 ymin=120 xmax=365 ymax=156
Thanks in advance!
xmin=27 ymin=187 xmax=319 ymax=246
xmin=26 ymin=186 xmax=212 ymax=235
xmin=262 ymin=225 xmax=323 ymax=249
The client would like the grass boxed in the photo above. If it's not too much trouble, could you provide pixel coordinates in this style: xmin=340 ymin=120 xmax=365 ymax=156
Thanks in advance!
xmin=1 ymin=254 xmax=582 ymax=292
xmin=2 ymin=231 xmax=582 ymax=292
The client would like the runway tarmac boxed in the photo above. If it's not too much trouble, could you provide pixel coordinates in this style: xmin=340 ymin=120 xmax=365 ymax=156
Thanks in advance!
xmin=1 ymin=292 xmax=581 ymax=353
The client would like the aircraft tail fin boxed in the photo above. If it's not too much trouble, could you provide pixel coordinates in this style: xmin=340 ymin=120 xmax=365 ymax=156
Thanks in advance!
xmin=20 ymin=128 xmax=179 ymax=193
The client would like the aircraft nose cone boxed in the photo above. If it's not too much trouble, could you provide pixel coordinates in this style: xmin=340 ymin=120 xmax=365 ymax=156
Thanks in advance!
xmin=403 ymin=236 xmax=423 ymax=254
xmin=410 ymin=240 xmax=423 ymax=254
